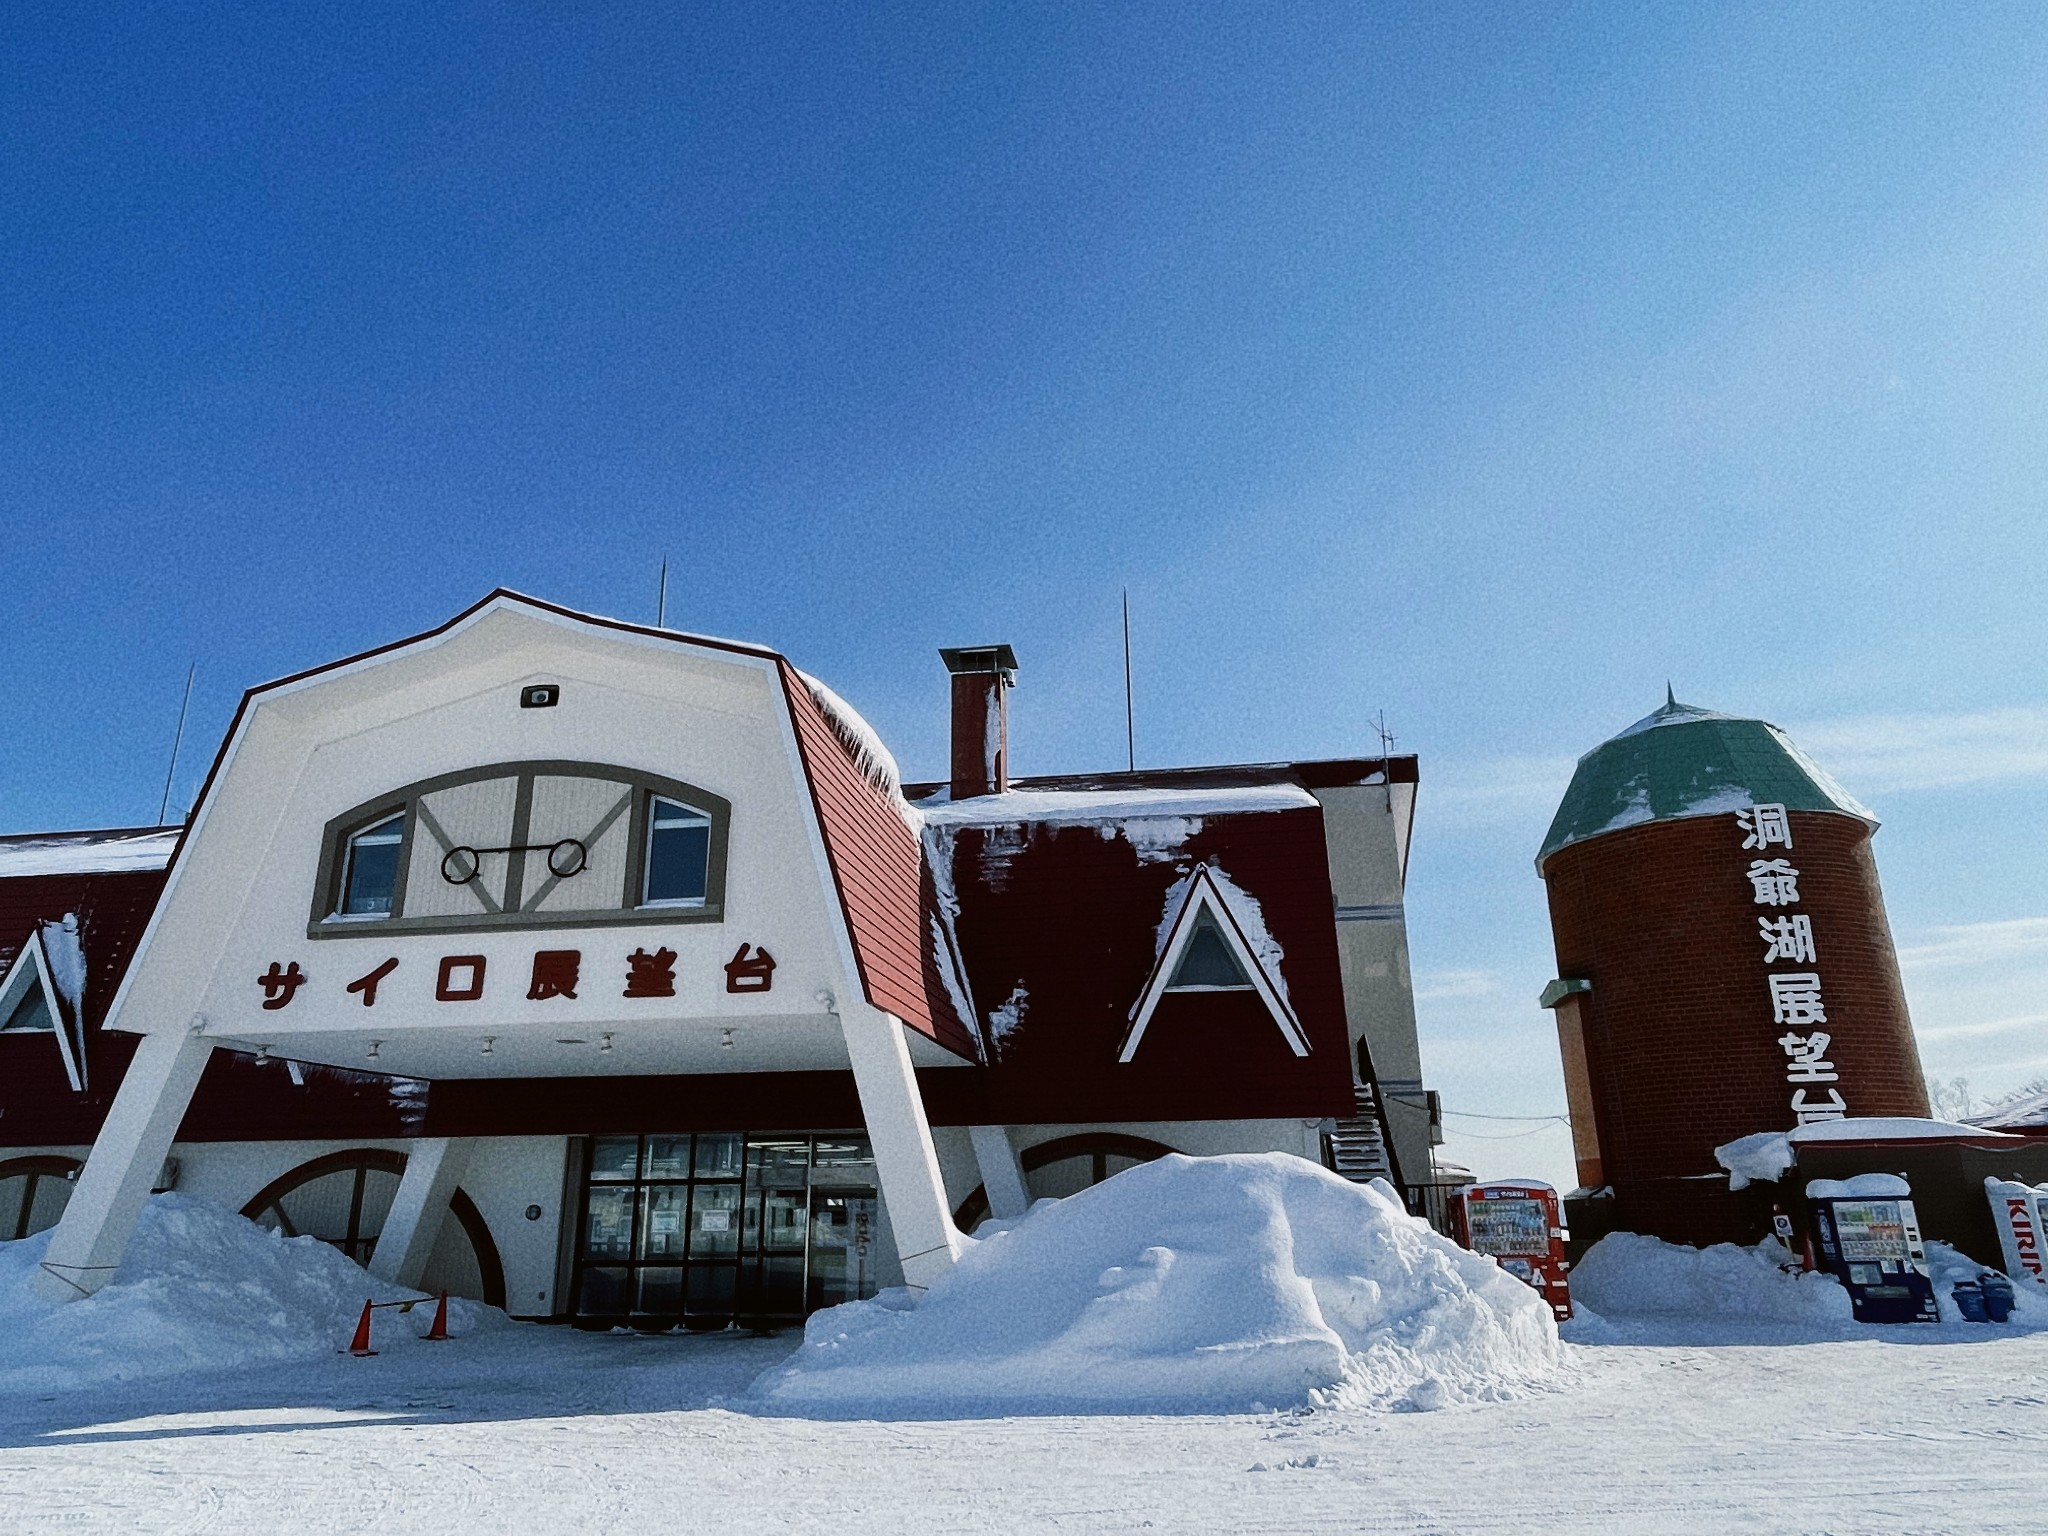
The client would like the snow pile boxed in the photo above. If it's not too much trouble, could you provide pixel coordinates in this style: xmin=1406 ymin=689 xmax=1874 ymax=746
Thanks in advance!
xmin=752 ymin=1153 xmax=1564 ymax=1418
xmin=1569 ymin=1233 xmax=1854 ymax=1331
xmin=1569 ymin=1231 xmax=2048 ymax=1335
xmin=0 ymin=1194 xmax=501 ymax=1394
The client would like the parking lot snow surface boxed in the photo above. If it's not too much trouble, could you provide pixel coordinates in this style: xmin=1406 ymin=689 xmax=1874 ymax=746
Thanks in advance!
xmin=1 ymin=1317 xmax=2044 ymax=1533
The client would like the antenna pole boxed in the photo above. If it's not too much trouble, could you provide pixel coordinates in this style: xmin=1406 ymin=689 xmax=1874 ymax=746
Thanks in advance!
xmin=656 ymin=556 xmax=669 ymax=629
xmin=158 ymin=663 xmax=196 ymax=825
xmin=1122 ymin=588 xmax=1135 ymax=772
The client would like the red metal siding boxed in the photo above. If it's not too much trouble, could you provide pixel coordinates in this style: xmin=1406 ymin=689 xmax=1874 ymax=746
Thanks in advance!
xmin=939 ymin=806 xmax=1355 ymax=1124
xmin=778 ymin=662 xmax=976 ymax=1057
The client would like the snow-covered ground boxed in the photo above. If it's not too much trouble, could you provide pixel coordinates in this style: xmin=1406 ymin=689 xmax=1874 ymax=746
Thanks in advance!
xmin=2 ymin=1320 xmax=2042 ymax=1533
xmin=3 ymin=1174 xmax=2046 ymax=1532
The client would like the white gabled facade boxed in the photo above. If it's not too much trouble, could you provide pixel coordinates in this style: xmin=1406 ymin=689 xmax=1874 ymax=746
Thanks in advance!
xmin=36 ymin=594 xmax=962 ymax=1303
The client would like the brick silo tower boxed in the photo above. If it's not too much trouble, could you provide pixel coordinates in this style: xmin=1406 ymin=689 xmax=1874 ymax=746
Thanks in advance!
xmin=1537 ymin=695 xmax=1929 ymax=1246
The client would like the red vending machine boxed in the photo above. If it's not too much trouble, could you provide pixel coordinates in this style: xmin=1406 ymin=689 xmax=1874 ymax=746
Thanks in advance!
xmin=1450 ymin=1181 xmax=1572 ymax=1321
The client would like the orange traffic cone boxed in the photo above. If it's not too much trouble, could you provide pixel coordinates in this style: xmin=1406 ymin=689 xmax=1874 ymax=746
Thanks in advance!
xmin=345 ymin=1299 xmax=377 ymax=1357
xmin=422 ymin=1292 xmax=451 ymax=1342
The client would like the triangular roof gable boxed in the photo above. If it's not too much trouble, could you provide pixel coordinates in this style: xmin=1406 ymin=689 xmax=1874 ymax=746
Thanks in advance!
xmin=1120 ymin=864 xmax=1309 ymax=1063
xmin=0 ymin=926 xmax=87 ymax=1092
xmin=103 ymin=589 xmax=975 ymax=1060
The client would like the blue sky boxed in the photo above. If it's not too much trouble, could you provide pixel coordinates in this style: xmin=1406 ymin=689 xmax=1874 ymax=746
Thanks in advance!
xmin=7 ymin=6 xmax=2048 ymax=1187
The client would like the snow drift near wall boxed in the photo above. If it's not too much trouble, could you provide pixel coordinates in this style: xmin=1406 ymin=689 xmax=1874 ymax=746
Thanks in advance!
xmin=0 ymin=1194 xmax=502 ymax=1394
xmin=751 ymin=1152 xmax=1565 ymax=1418
xmin=1567 ymin=1231 xmax=2048 ymax=1340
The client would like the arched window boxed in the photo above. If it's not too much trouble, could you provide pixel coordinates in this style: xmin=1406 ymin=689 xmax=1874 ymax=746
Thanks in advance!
xmin=240 ymin=1149 xmax=506 ymax=1308
xmin=310 ymin=761 xmax=730 ymax=938
xmin=951 ymin=1133 xmax=1178 ymax=1231
xmin=0 ymin=1155 xmax=81 ymax=1242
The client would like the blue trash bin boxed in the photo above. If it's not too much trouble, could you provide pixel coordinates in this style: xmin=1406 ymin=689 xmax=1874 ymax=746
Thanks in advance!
xmin=1951 ymin=1280 xmax=1987 ymax=1322
xmin=1981 ymin=1272 xmax=2016 ymax=1323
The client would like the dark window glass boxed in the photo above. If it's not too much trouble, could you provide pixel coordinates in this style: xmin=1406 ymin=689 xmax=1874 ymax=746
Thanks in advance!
xmin=642 ymin=798 xmax=711 ymax=905
xmin=583 ymin=1187 xmax=638 ymax=1261
xmin=571 ymin=1133 xmax=879 ymax=1330
xmin=1167 ymin=913 xmax=1254 ymax=990
xmin=340 ymin=814 xmax=405 ymax=917
xmin=639 ymin=1187 xmax=689 ymax=1259
xmin=694 ymin=1133 xmax=743 ymax=1179
xmin=589 ymin=1137 xmax=641 ymax=1182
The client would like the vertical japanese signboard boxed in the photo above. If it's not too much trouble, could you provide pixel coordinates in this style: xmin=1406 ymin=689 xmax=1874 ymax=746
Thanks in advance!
xmin=1737 ymin=804 xmax=1848 ymax=1128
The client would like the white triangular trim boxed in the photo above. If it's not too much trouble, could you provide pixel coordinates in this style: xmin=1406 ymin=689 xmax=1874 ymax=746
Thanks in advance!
xmin=1120 ymin=865 xmax=1309 ymax=1063
xmin=0 ymin=929 xmax=87 ymax=1092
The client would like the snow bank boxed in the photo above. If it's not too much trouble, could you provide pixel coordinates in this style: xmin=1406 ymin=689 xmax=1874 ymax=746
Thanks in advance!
xmin=751 ymin=1153 xmax=1564 ymax=1418
xmin=1568 ymin=1231 xmax=2048 ymax=1336
xmin=1568 ymin=1233 xmax=1855 ymax=1331
xmin=0 ymin=1194 xmax=501 ymax=1394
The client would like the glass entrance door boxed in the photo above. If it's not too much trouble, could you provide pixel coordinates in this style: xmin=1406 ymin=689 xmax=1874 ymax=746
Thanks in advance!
xmin=571 ymin=1131 xmax=880 ymax=1330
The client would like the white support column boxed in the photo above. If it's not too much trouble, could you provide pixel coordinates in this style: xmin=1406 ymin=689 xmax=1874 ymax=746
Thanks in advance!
xmin=34 ymin=1027 xmax=214 ymax=1303
xmin=968 ymin=1124 xmax=1030 ymax=1222
xmin=369 ymin=1137 xmax=473 ymax=1290
xmin=838 ymin=1001 xmax=962 ymax=1290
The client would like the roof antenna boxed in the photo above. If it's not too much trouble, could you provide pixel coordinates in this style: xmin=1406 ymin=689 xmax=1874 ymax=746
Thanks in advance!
xmin=656 ymin=556 xmax=669 ymax=630
xmin=1122 ymin=588 xmax=1136 ymax=772
xmin=1372 ymin=710 xmax=1397 ymax=812
xmin=158 ymin=662 xmax=196 ymax=826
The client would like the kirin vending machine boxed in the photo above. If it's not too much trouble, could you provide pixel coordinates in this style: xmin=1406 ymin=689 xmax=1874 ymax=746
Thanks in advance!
xmin=1985 ymin=1177 xmax=2048 ymax=1289
xmin=1805 ymin=1174 xmax=1939 ymax=1324
xmin=1450 ymin=1181 xmax=1572 ymax=1320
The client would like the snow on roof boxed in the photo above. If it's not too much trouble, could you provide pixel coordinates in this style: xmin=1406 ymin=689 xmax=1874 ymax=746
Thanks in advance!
xmin=918 ymin=783 xmax=1320 ymax=829
xmin=1970 ymin=1088 xmax=2048 ymax=1130
xmin=1806 ymin=1173 xmax=1912 ymax=1201
xmin=1539 ymin=698 xmax=1876 ymax=868
xmin=0 ymin=827 xmax=179 ymax=879
xmin=1718 ymin=1117 xmax=2016 ymax=1189
xmin=795 ymin=670 xmax=904 ymax=801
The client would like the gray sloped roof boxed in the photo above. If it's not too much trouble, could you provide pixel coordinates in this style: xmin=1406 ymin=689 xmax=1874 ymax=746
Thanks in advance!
xmin=1538 ymin=697 xmax=1875 ymax=869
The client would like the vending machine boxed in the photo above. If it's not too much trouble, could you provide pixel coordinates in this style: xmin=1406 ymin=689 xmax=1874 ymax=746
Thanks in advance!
xmin=1984 ymin=1176 xmax=2048 ymax=1289
xmin=1449 ymin=1181 xmax=1572 ymax=1320
xmin=1805 ymin=1174 xmax=1939 ymax=1324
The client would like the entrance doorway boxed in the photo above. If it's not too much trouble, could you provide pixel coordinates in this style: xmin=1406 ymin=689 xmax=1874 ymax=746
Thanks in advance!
xmin=571 ymin=1131 xmax=880 ymax=1330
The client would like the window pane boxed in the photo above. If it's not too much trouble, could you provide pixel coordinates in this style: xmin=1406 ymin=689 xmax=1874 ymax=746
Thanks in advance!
xmin=639 ymin=1186 xmax=689 ymax=1259
xmin=341 ymin=814 xmax=405 ymax=916
xmin=578 ymin=1267 xmax=631 ymax=1315
xmin=748 ymin=1138 xmax=811 ymax=1185
xmin=686 ymin=1264 xmax=737 ymax=1317
xmin=589 ymin=1137 xmax=641 ymax=1182
xmin=583 ymin=1188 xmax=638 ymax=1260
xmin=1167 ymin=915 xmax=1254 ymax=990
xmin=0 ymin=1176 xmax=27 ymax=1241
xmin=643 ymin=1136 xmax=691 ymax=1181
xmin=694 ymin=1133 xmax=743 ymax=1179
xmin=746 ymin=1254 xmax=805 ymax=1320
xmin=643 ymin=800 xmax=710 ymax=905
xmin=808 ymin=1192 xmax=879 ymax=1312
xmin=690 ymin=1183 xmax=740 ymax=1256
xmin=636 ymin=1267 xmax=685 ymax=1317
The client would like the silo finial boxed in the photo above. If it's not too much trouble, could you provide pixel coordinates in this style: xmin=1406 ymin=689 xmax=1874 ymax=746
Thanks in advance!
xmin=1666 ymin=681 xmax=1676 ymax=709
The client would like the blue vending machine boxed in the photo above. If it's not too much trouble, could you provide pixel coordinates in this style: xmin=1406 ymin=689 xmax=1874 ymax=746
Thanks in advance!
xmin=1805 ymin=1174 xmax=1939 ymax=1324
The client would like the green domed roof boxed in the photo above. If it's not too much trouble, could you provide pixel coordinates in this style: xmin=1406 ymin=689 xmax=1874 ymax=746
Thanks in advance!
xmin=1538 ymin=694 xmax=1875 ymax=869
